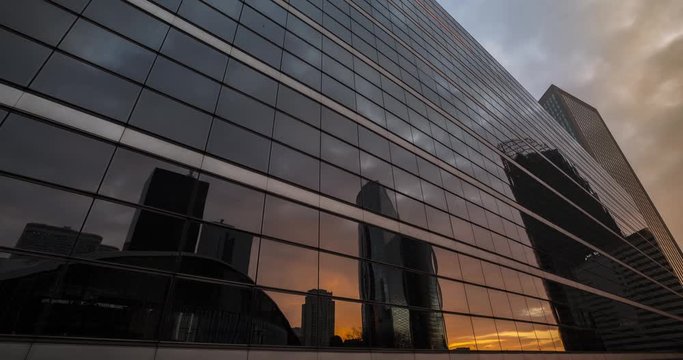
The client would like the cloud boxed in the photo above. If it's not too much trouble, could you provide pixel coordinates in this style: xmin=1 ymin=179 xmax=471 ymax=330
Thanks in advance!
xmin=437 ymin=0 xmax=683 ymax=248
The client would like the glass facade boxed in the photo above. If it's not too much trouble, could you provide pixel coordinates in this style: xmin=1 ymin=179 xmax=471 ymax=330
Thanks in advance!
xmin=0 ymin=0 xmax=681 ymax=358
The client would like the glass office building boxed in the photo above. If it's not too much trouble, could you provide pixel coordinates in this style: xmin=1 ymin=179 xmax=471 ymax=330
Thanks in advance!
xmin=0 ymin=0 xmax=682 ymax=359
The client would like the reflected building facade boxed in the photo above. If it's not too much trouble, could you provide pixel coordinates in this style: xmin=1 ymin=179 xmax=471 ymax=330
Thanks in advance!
xmin=1 ymin=0 xmax=683 ymax=359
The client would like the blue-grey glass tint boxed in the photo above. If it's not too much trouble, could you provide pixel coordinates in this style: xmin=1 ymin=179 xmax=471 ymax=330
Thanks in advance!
xmin=0 ymin=29 xmax=50 ymax=86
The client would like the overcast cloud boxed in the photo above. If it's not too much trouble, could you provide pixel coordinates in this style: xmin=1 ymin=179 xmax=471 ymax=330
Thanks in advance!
xmin=437 ymin=0 xmax=683 ymax=248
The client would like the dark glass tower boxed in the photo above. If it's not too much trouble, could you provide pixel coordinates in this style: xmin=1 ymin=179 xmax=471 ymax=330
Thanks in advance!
xmin=1 ymin=0 xmax=682 ymax=358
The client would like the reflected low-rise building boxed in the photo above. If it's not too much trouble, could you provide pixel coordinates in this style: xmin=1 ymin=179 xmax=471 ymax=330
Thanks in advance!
xmin=0 ymin=0 xmax=682 ymax=359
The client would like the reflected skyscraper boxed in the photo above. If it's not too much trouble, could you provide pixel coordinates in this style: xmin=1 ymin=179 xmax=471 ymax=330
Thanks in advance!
xmin=301 ymin=289 xmax=335 ymax=346
xmin=356 ymin=181 xmax=446 ymax=349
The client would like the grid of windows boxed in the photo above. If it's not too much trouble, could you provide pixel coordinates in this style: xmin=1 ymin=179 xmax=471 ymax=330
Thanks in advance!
xmin=0 ymin=0 xmax=682 ymax=355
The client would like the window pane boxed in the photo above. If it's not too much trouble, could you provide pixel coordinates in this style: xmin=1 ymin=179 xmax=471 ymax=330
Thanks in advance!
xmin=395 ymin=193 xmax=427 ymax=228
xmin=178 ymin=0 xmax=237 ymax=42
xmin=161 ymin=28 xmax=228 ymax=81
xmin=234 ymin=25 xmax=282 ymax=68
xmin=146 ymin=57 xmax=220 ymax=112
xmin=129 ymin=89 xmax=212 ymax=149
xmin=269 ymin=143 xmax=320 ymax=191
xmin=495 ymin=319 xmax=522 ymax=351
xmin=426 ymin=206 xmax=453 ymax=237
xmin=262 ymin=196 xmax=319 ymax=247
xmin=321 ymin=107 xmax=357 ymax=145
xmin=0 ymin=176 xmax=91 ymax=252
xmin=329 ymin=299 xmax=366 ymax=347
xmin=360 ymin=152 xmax=394 ymax=188
xmin=319 ymin=252 xmax=359 ymax=299
xmin=464 ymin=285 xmax=493 ymax=316
xmin=44 ymin=263 xmax=169 ymax=339
xmin=358 ymin=127 xmax=390 ymax=160
xmin=0 ymin=28 xmax=50 ymax=86
xmin=225 ymin=59 xmax=278 ymax=105
xmin=181 ymin=223 xmax=260 ymax=283
xmin=450 ymin=216 xmax=474 ymax=245
xmin=60 ymin=19 xmax=155 ymax=82
xmin=0 ymin=252 xmax=63 ymax=335
xmin=319 ymin=212 xmax=359 ymax=257
xmin=481 ymin=262 xmax=505 ymax=289
xmin=273 ymin=112 xmax=320 ymax=157
xmin=257 ymin=240 xmax=318 ymax=292
xmin=215 ymin=86 xmax=275 ymax=136
xmin=471 ymin=317 xmax=501 ymax=351
xmin=434 ymin=247 xmax=462 ymax=280
xmin=207 ymin=119 xmax=271 ymax=172
xmin=393 ymin=168 xmax=423 ymax=200
xmin=438 ymin=279 xmax=468 ymax=313
xmin=459 ymin=255 xmax=485 ymax=285
xmin=282 ymin=52 xmax=321 ymax=91
xmin=162 ymin=278 xmax=250 ymax=344
xmin=488 ymin=289 xmax=513 ymax=319
xmin=515 ymin=321 xmax=540 ymax=351
xmin=444 ymin=314 xmax=476 ymax=351
xmin=321 ymin=133 xmax=359 ymax=173
xmin=0 ymin=114 xmax=114 ymax=191
xmin=508 ymin=294 xmax=532 ymax=321
xmin=320 ymin=163 xmax=361 ymax=204
xmin=501 ymin=267 xmax=524 ymax=293
xmin=31 ymin=53 xmax=140 ymax=121
xmin=0 ymin=0 xmax=75 ymax=46
xmin=200 ymin=175 xmax=265 ymax=234
xmin=76 ymin=199 xmax=183 ymax=270
xmin=84 ymin=0 xmax=169 ymax=50
xmin=252 ymin=290 xmax=305 ymax=345
xmin=99 ymin=149 xmax=199 ymax=213
xmin=277 ymin=85 xmax=321 ymax=127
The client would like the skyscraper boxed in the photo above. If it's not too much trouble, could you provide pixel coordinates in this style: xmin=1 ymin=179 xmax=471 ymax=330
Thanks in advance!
xmin=1 ymin=0 xmax=682 ymax=358
xmin=540 ymin=85 xmax=683 ymax=288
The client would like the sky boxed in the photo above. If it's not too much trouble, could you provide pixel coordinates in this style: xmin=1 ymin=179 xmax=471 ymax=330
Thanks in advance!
xmin=437 ymin=0 xmax=683 ymax=248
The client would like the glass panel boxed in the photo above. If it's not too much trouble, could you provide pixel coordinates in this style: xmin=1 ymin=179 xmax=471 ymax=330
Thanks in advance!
xmin=256 ymin=239 xmax=318 ymax=292
xmin=481 ymin=262 xmax=505 ymax=290
xmin=215 ymin=86 xmax=275 ymax=136
xmin=319 ymin=212 xmax=359 ymax=257
xmin=320 ymin=163 xmax=361 ymax=204
xmin=393 ymin=168 xmax=423 ymax=200
xmin=321 ymin=133 xmax=359 ymax=173
xmin=43 ymin=263 xmax=169 ymax=339
xmin=268 ymin=143 xmax=320 ymax=191
xmin=395 ymin=193 xmax=427 ymax=228
xmin=76 ymin=199 xmax=183 ymax=270
xmin=508 ymin=294 xmax=531 ymax=321
xmin=0 ymin=176 xmax=91 ymax=252
xmin=262 ymin=195 xmax=319 ymax=247
xmin=515 ymin=321 xmax=540 ymax=351
xmin=146 ymin=57 xmax=221 ymax=112
xmin=525 ymin=297 xmax=547 ymax=323
xmin=433 ymin=247 xmax=462 ymax=280
xmin=450 ymin=216 xmax=474 ymax=245
xmin=444 ymin=314 xmax=476 ymax=351
xmin=84 ymin=0 xmax=169 ymax=50
xmin=0 ymin=0 xmax=75 ymax=46
xmin=282 ymin=52 xmax=321 ymax=91
xmin=178 ymin=0 xmax=237 ymax=42
xmin=438 ymin=279 xmax=469 ymax=313
xmin=321 ymin=107 xmax=357 ymax=145
xmin=0 ymin=252 xmax=64 ymax=335
xmin=389 ymin=143 xmax=418 ymax=174
xmin=180 ymin=223 xmax=260 ymax=283
xmin=251 ymin=290 xmax=304 ymax=345
xmin=0 ymin=28 xmax=50 ymax=86
xmin=206 ymin=119 xmax=271 ymax=172
xmin=225 ymin=59 xmax=278 ymax=106
xmin=276 ymin=85 xmax=321 ymax=127
xmin=501 ymin=267 xmax=524 ymax=293
xmin=160 ymin=28 xmax=228 ymax=81
xmin=0 ymin=114 xmax=114 ymax=191
xmin=31 ymin=53 xmax=140 ymax=121
xmin=421 ymin=180 xmax=447 ymax=211
xmin=273 ymin=112 xmax=320 ymax=157
xmin=319 ymin=253 xmax=359 ymax=300
xmin=358 ymin=128 xmax=390 ymax=160
xmin=129 ymin=89 xmax=213 ymax=149
xmin=60 ymin=19 xmax=155 ymax=82
xmin=360 ymin=152 xmax=393 ymax=189
xmin=329 ymin=299 xmax=366 ymax=347
xmin=234 ymin=25 xmax=282 ymax=68
xmin=488 ymin=289 xmax=513 ymax=319
xmin=99 ymin=148 xmax=200 ymax=213
xmin=495 ymin=319 xmax=522 ymax=351
xmin=162 ymin=278 xmax=250 ymax=344
xmin=471 ymin=317 xmax=501 ymax=351
xmin=459 ymin=255 xmax=485 ymax=285
xmin=239 ymin=5 xmax=284 ymax=45
xmin=464 ymin=285 xmax=492 ymax=316
xmin=199 ymin=174 xmax=265 ymax=234
xmin=534 ymin=324 xmax=556 ymax=351
xmin=426 ymin=206 xmax=453 ymax=237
